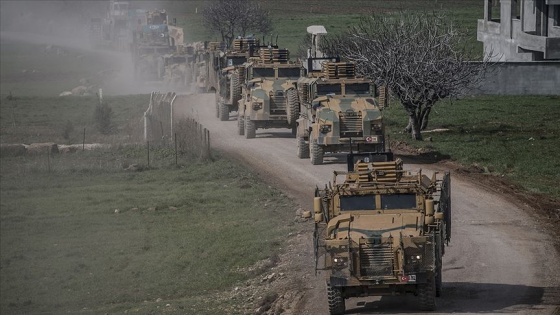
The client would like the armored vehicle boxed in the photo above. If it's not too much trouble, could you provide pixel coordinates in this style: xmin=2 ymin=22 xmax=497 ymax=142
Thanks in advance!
xmin=130 ymin=9 xmax=177 ymax=82
xmin=237 ymin=48 xmax=305 ymax=138
xmin=313 ymin=153 xmax=451 ymax=314
xmin=296 ymin=26 xmax=387 ymax=165
xmin=216 ymin=37 xmax=261 ymax=121
xmin=89 ymin=1 xmax=132 ymax=51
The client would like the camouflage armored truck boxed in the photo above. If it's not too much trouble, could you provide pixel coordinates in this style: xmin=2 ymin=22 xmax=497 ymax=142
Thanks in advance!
xmin=296 ymin=26 xmax=387 ymax=165
xmin=130 ymin=9 xmax=175 ymax=81
xmin=216 ymin=37 xmax=261 ymax=121
xmin=190 ymin=38 xmax=260 ymax=119
xmin=296 ymin=61 xmax=386 ymax=164
xmin=161 ymin=44 xmax=198 ymax=90
xmin=313 ymin=153 xmax=451 ymax=314
xmin=237 ymin=48 xmax=305 ymax=138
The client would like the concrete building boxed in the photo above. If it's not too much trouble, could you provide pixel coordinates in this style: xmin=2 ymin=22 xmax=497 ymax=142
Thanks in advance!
xmin=478 ymin=0 xmax=560 ymax=61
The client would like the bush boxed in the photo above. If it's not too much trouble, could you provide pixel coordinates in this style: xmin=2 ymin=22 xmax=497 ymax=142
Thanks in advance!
xmin=94 ymin=101 xmax=113 ymax=134
xmin=62 ymin=120 xmax=74 ymax=140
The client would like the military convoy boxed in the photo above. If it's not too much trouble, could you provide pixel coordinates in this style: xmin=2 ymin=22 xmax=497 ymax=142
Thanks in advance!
xmin=89 ymin=14 xmax=451 ymax=311
xmin=313 ymin=152 xmax=451 ymax=314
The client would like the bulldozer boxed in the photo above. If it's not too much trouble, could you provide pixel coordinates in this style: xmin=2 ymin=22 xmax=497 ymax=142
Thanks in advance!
xmin=237 ymin=47 xmax=305 ymax=138
xmin=296 ymin=26 xmax=388 ymax=165
xmin=313 ymin=152 xmax=451 ymax=314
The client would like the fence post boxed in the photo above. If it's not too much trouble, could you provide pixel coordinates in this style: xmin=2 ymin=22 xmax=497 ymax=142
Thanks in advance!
xmin=47 ymin=146 xmax=50 ymax=172
xmin=205 ymin=128 xmax=211 ymax=159
xmin=147 ymin=141 xmax=150 ymax=168
xmin=175 ymin=132 xmax=178 ymax=166
xmin=82 ymin=127 xmax=86 ymax=151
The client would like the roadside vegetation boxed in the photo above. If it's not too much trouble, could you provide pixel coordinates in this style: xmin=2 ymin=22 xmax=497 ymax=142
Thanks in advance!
xmin=0 ymin=93 xmax=297 ymax=314
xmin=0 ymin=151 xmax=296 ymax=314
xmin=385 ymin=95 xmax=560 ymax=200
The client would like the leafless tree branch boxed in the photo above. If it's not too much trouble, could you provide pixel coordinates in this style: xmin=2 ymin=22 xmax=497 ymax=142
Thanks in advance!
xmin=202 ymin=0 xmax=272 ymax=47
xmin=322 ymin=11 xmax=492 ymax=140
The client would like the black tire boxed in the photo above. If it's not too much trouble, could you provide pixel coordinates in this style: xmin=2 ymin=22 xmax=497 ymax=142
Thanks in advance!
xmin=435 ymin=234 xmax=443 ymax=297
xmin=219 ymin=101 xmax=229 ymax=121
xmin=310 ymin=135 xmax=324 ymax=165
xmin=237 ymin=116 xmax=245 ymax=136
xmin=215 ymin=96 xmax=220 ymax=118
xmin=435 ymin=264 xmax=443 ymax=298
xmin=297 ymin=136 xmax=309 ymax=159
xmin=244 ymin=118 xmax=256 ymax=139
xmin=418 ymin=276 xmax=436 ymax=311
xmin=327 ymin=284 xmax=345 ymax=315
xmin=286 ymin=89 xmax=300 ymax=126
xmin=231 ymin=72 xmax=242 ymax=106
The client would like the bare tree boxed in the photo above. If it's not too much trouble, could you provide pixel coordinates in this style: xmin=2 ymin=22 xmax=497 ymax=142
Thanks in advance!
xmin=322 ymin=11 xmax=491 ymax=140
xmin=202 ymin=0 xmax=272 ymax=47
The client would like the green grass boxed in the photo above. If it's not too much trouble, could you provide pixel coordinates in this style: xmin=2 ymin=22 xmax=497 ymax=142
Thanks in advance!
xmin=168 ymin=0 xmax=483 ymax=58
xmin=0 ymin=154 xmax=296 ymax=314
xmin=0 ymin=94 xmax=149 ymax=144
xmin=0 ymin=37 xmax=122 ymax=97
xmin=385 ymin=95 xmax=560 ymax=199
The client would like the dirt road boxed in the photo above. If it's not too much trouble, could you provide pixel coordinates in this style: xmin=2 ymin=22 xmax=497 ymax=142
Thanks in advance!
xmin=175 ymin=93 xmax=560 ymax=315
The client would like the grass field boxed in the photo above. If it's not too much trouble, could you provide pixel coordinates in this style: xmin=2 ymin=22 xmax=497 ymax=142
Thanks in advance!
xmin=385 ymin=95 xmax=560 ymax=199
xmin=0 ymin=153 xmax=296 ymax=314
xmin=0 ymin=94 xmax=148 ymax=145
xmin=169 ymin=0 xmax=483 ymax=59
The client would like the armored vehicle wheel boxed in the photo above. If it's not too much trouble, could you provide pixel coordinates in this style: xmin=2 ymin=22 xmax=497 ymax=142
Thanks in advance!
xmin=297 ymin=137 xmax=309 ymax=159
xmin=418 ymin=277 xmax=436 ymax=311
xmin=327 ymin=284 xmax=345 ymax=315
xmin=231 ymin=72 xmax=242 ymax=105
xmin=436 ymin=264 xmax=443 ymax=297
xmin=219 ymin=101 xmax=229 ymax=121
xmin=435 ymin=234 xmax=443 ymax=297
xmin=215 ymin=98 xmax=220 ymax=118
xmin=310 ymin=136 xmax=324 ymax=165
xmin=244 ymin=118 xmax=256 ymax=139
xmin=237 ymin=116 xmax=245 ymax=136
xmin=286 ymin=89 xmax=300 ymax=126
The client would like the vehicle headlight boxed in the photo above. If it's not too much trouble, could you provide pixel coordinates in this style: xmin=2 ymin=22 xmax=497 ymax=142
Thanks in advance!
xmin=252 ymin=102 xmax=262 ymax=110
xmin=333 ymin=256 xmax=348 ymax=268
xmin=408 ymin=255 xmax=422 ymax=264
xmin=320 ymin=125 xmax=331 ymax=134
xmin=371 ymin=123 xmax=383 ymax=132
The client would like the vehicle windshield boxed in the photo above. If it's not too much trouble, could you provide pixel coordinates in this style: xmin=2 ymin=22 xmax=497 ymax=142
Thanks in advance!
xmin=381 ymin=194 xmax=416 ymax=209
xmin=253 ymin=67 xmax=275 ymax=78
xmin=345 ymin=83 xmax=370 ymax=95
xmin=317 ymin=83 xmax=342 ymax=95
xmin=278 ymin=68 xmax=301 ymax=78
xmin=340 ymin=195 xmax=376 ymax=211
xmin=227 ymin=56 xmax=246 ymax=66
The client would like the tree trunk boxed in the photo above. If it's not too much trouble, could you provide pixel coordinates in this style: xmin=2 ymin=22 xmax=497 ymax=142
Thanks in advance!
xmin=408 ymin=115 xmax=422 ymax=140
xmin=420 ymin=106 xmax=432 ymax=130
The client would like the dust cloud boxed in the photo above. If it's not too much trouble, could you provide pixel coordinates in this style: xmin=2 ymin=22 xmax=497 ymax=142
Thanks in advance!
xmin=0 ymin=0 xmax=187 ymax=96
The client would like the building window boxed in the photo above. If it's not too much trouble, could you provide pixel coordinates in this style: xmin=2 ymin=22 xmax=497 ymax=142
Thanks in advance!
xmin=554 ymin=5 xmax=560 ymax=26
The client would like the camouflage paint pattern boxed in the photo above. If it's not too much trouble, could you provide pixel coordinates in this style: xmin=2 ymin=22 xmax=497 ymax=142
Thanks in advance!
xmin=315 ymin=159 xmax=450 ymax=292
xmin=297 ymin=76 xmax=386 ymax=152
xmin=240 ymin=63 xmax=304 ymax=126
